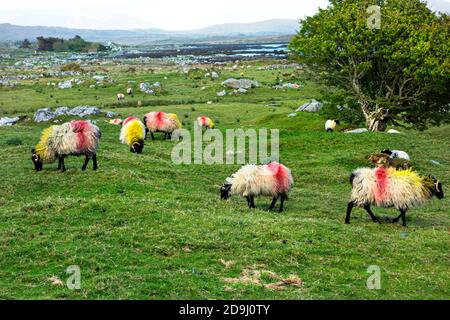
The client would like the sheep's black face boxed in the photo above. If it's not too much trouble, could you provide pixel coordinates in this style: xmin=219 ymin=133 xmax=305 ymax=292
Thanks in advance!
xmin=220 ymin=184 xmax=232 ymax=200
xmin=131 ymin=142 xmax=144 ymax=154
xmin=381 ymin=149 xmax=393 ymax=156
xmin=31 ymin=149 xmax=43 ymax=171
xmin=334 ymin=120 xmax=340 ymax=125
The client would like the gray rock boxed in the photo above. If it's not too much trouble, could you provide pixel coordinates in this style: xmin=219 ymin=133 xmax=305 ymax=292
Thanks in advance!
xmin=67 ymin=106 xmax=101 ymax=117
xmin=217 ymin=90 xmax=227 ymax=97
xmin=34 ymin=108 xmax=56 ymax=122
xmin=296 ymin=99 xmax=323 ymax=113
xmin=58 ymin=80 xmax=72 ymax=89
xmin=344 ymin=128 xmax=369 ymax=134
xmin=288 ymin=113 xmax=298 ymax=117
xmin=387 ymin=129 xmax=401 ymax=134
xmin=105 ymin=111 xmax=118 ymax=118
xmin=0 ymin=117 xmax=19 ymax=126
xmin=222 ymin=78 xmax=258 ymax=89
xmin=211 ymin=71 xmax=219 ymax=79
xmin=140 ymin=82 xmax=156 ymax=94
xmin=55 ymin=107 xmax=70 ymax=116
xmin=430 ymin=160 xmax=442 ymax=166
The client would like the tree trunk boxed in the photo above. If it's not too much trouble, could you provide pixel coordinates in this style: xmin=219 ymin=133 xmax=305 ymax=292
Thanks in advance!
xmin=365 ymin=109 xmax=390 ymax=132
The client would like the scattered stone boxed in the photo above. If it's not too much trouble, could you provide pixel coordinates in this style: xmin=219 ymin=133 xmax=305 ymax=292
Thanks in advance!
xmin=222 ymin=78 xmax=258 ymax=90
xmin=217 ymin=90 xmax=227 ymax=97
xmin=67 ymin=106 xmax=101 ymax=117
xmin=105 ymin=111 xmax=118 ymax=118
xmin=211 ymin=71 xmax=219 ymax=79
xmin=344 ymin=128 xmax=369 ymax=133
xmin=0 ymin=117 xmax=19 ymax=126
xmin=34 ymin=106 xmax=101 ymax=122
xmin=387 ymin=129 xmax=401 ymax=134
xmin=55 ymin=107 xmax=70 ymax=116
xmin=295 ymin=99 xmax=323 ymax=113
xmin=34 ymin=108 xmax=56 ymax=122
xmin=58 ymin=80 xmax=73 ymax=89
xmin=139 ymin=82 xmax=156 ymax=94
xmin=430 ymin=160 xmax=442 ymax=166
xmin=273 ymin=83 xmax=302 ymax=90
xmin=288 ymin=113 xmax=297 ymax=117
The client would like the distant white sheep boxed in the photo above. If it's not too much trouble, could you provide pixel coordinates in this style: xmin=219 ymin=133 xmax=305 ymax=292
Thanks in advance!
xmin=325 ymin=119 xmax=340 ymax=132
xmin=117 ymin=93 xmax=125 ymax=100
xmin=381 ymin=149 xmax=410 ymax=160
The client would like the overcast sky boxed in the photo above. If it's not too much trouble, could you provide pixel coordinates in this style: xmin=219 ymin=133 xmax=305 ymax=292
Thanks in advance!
xmin=1 ymin=0 xmax=449 ymax=30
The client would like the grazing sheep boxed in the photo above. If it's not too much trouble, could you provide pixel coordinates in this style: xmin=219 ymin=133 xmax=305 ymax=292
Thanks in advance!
xmin=196 ymin=116 xmax=215 ymax=130
xmin=345 ymin=167 xmax=444 ymax=226
xmin=325 ymin=119 xmax=340 ymax=132
xmin=117 ymin=93 xmax=125 ymax=100
xmin=31 ymin=120 xmax=100 ymax=172
xmin=127 ymin=88 xmax=133 ymax=95
xmin=369 ymin=153 xmax=411 ymax=170
xmin=120 ymin=117 xmax=145 ymax=153
xmin=381 ymin=149 xmax=410 ymax=161
xmin=143 ymin=111 xmax=182 ymax=140
xmin=220 ymin=162 xmax=294 ymax=212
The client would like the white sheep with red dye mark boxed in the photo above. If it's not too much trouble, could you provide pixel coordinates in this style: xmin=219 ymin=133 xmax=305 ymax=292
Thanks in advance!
xmin=220 ymin=162 xmax=294 ymax=212
xmin=31 ymin=120 xmax=101 ymax=172
xmin=345 ymin=167 xmax=444 ymax=226
xmin=143 ymin=111 xmax=181 ymax=140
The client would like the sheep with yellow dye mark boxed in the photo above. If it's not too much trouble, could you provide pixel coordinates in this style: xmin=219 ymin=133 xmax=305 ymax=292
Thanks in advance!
xmin=346 ymin=167 xmax=444 ymax=226
xmin=32 ymin=120 xmax=100 ymax=172
xmin=196 ymin=116 xmax=215 ymax=130
xmin=143 ymin=111 xmax=182 ymax=140
xmin=220 ymin=162 xmax=294 ymax=212
xmin=120 ymin=117 xmax=146 ymax=153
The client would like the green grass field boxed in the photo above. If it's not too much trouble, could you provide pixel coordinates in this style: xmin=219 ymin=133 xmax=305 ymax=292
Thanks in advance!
xmin=0 ymin=59 xmax=448 ymax=299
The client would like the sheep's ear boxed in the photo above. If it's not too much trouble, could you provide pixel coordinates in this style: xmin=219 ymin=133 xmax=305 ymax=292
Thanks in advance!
xmin=31 ymin=148 xmax=36 ymax=154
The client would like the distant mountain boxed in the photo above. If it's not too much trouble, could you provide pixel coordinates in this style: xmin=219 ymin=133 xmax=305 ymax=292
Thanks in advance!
xmin=0 ymin=19 xmax=299 ymax=45
xmin=190 ymin=19 xmax=299 ymax=35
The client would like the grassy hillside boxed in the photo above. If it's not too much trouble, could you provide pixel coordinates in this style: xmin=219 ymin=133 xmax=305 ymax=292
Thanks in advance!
xmin=0 ymin=60 xmax=448 ymax=299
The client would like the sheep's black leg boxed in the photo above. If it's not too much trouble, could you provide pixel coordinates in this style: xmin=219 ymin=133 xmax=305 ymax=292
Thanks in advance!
xmin=168 ymin=133 xmax=172 ymax=140
xmin=82 ymin=155 xmax=90 ymax=171
xmin=150 ymin=132 xmax=155 ymax=141
xmin=57 ymin=157 xmax=62 ymax=170
xmin=145 ymin=128 xmax=149 ymax=140
xmin=269 ymin=195 xmax=279 ymax=210
xmin=345 ymin=201 xmax=355 ymax=224
xmin=401 ymin=210 xmax=407 ymax=227
xmin=250 ymin=196 xmax=255 ymax=208
xmin=60 ymin=156 xmax=66 ymax=172
xmin=164 ymin=133 xmax=168 ymax=140
xmin=364 ymin=204 xmax=381 ymax=223
xmin=92 ymin=154 xmax=98 ymax=171
xmin=245 ymin=196 xmax=252 ymax=208
xmin=393 ymin=210 xmax=407 ymax=227
xmin=279 ymin=194 xmax=286 ymax=212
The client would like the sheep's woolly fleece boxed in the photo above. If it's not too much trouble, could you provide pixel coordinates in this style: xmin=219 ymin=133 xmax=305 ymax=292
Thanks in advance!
xmin=144 ymin=112 xmax=181 ymax=133
xmin=197 ymin=116 xmax=215 ymax=129
xmin=351 ymin=167 xmax=434 ymax=210
xmin=228 ymin=162 xmax=294 ymax=197
xmin=35 ymin=120 xmax=100 ymax=163
xmin=325 ymin=120 xmax=338 ymax=131
xmin=120 ymin=117 xmax=145 ymax=146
